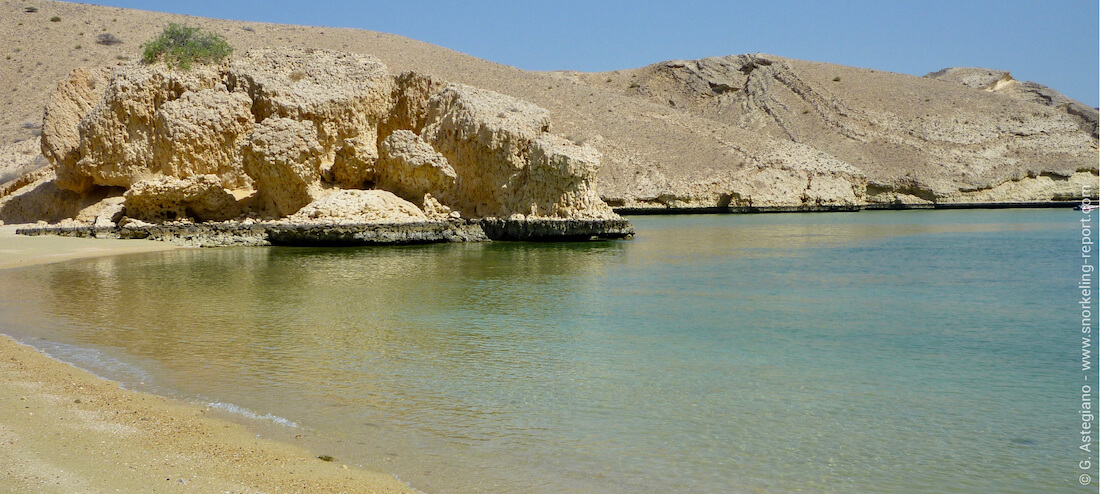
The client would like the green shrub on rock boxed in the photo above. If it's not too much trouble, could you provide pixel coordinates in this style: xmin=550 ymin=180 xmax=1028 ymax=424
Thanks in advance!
xmin=141 ymin=23 xmax=232 ymax=70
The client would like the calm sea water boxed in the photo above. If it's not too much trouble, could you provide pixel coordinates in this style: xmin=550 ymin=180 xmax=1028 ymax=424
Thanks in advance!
xmin=0 ymin=210 xmax=1086 ymax=493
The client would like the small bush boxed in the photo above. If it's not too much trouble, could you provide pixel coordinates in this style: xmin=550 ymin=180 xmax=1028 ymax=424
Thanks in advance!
xmin=629 ymin=81 xmax=640 ymax=89
xmin=24 ymin=6 xmax=37 ymax=13
xmin=141 ymin=23 xmax=232 ymax=70
xmin=49 ymin=16 xmax=61 ymax=22
xmin=96 ymin=33 xmax=123 ymax=46
xmin=832 ymin=76 xmax=841 ymax=82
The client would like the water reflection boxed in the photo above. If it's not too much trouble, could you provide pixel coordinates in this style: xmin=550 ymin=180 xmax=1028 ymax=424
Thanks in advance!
xmin=0 ymin=209 xmax=1080 ymax=493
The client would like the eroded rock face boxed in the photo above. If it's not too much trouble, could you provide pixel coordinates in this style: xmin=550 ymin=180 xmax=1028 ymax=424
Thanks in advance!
xmin=377 ymin=130 xmax=456 ymax=205
xmin=38 ymin=48 xmax=621 ymax=228
xmin=608 ymin=55 xmax=1097 ymax=209
xmin=40 ymin=67 xmax=109 ymax=193
xmin=524 ymin=135 xmax=612 ymax=218
xmin=227 ymin=49 xmax=396 ymax=190
xmin=124 ymin=175 xmax=242 ymax=222
xmin=72 ymin=66 xmax=227 ymax=191
xmin=242 ymin=116 xmax=325 ymax=217
xmin=420 ymin=84 xmax=551 ymax=217
xmin=153 ymin=89 xmax=254 ymax=188
xmin=287 ymin=189 xmax=427 ymax=224
xmin=926 ymin=67 xmax=1099 ymax=139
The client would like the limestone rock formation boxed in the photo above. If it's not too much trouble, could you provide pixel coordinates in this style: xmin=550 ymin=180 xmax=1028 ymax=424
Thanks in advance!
xmin=124 ymin=175 xmax=242 ymax=222
xmin=40 ymin=67 xmax=109 ymax=193
xmin=376 ymin=129 xmax=456 ymax=207
xmin=242 ymin=116 xmax=325 ymax=217
xmin=287 ymin=189 xmax=427 ymax=224
xmin=27 ymin=47 xmax=626 ymax=241
xmin=585 ymin=54 xmax=1098 ymax=209
xmin=926 ymin=67 xmax=1099 ymax=138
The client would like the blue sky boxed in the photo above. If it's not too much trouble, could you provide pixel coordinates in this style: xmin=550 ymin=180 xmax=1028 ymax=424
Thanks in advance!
xmin=91 ymin=1 xmax=1098 ymax=107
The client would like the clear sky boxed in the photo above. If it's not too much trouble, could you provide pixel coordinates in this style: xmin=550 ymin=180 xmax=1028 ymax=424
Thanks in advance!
xmin=88 ymin=0 xmax=1099 ymax=107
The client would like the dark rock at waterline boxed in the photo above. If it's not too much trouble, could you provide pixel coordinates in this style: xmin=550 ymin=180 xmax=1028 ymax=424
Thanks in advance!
xmin=16 ymin=217 xmax=634 ymax=247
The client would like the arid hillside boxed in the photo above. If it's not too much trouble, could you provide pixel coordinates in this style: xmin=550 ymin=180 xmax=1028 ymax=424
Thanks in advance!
xmin=1 ymin=0 xmax=1096 ymax=218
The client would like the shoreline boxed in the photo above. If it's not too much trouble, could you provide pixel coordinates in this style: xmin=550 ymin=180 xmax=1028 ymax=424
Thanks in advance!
xmin=0 ymin=226 xmax=420 ymax=493
xmin=612 ymin=200 xmax=1085 ymax=215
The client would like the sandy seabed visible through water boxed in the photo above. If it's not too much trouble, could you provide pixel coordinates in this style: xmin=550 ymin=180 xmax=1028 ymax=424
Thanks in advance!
xmin=0 ymin=225 xmax=420 ymax=493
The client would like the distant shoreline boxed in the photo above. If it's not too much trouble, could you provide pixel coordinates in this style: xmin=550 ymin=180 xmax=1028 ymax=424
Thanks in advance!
xmin=615 ymin=200 xmax=1085 ymax=215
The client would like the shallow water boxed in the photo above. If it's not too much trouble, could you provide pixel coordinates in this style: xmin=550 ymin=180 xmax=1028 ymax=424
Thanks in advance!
xmin=0 ymin=209 xmax=1087 ymax=493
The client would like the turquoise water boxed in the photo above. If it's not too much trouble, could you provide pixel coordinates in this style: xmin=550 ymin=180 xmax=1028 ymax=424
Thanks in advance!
xmin=0 ymin=209 xmax=1087 ymax=493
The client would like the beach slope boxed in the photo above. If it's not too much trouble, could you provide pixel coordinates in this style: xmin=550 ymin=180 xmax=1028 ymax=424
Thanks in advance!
xmin=0 ymin=228 xmax=418 ymax=493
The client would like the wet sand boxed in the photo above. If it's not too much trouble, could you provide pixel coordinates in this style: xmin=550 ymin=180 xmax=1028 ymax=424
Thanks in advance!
xmin=0 ymin=226 xmax=418 ymax=493
xmin=0 ymin=225 xmax=181 ymax=270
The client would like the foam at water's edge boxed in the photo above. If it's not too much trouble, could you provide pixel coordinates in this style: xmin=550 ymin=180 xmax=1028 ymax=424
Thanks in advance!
xmin=7 ymin=335 xmax=154 ymax=387
xmin=205 ymin=401 xmax=299 ymax=428
xmin=2 ymin=333 xmax=303 ymax=430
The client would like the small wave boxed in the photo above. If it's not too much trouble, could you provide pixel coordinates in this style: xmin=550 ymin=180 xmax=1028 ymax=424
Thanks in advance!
xmin=205 ymin=401 xmax=299 ymax=428
xmin=21 ymin=338 xmax=153 ymax=385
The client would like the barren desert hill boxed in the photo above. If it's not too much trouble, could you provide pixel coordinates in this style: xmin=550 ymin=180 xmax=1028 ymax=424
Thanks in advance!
xmin=1 ymin=0 xmax=1096 ymax=214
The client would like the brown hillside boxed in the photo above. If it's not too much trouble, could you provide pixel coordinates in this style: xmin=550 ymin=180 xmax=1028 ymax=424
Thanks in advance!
xmin=1 ymin=0 xmax=1096 ymax=216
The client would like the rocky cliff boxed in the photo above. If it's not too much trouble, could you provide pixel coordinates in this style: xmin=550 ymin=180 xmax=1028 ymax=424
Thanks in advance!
xmin=580 ymin=54 xmax=1097 ymax=209
xmin=8 ymin=47 xmax=630 ymax=244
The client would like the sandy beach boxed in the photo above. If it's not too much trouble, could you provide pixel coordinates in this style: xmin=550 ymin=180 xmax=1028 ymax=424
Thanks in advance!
xmin=0 ymin=227 xmax=418 ymax=493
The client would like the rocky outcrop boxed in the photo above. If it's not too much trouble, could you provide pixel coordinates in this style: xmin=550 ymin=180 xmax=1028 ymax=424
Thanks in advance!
xmin=26 ymin=48 xmax=629 ymax=242
xmin=241 ymin=116 xmax=324 ymax=217
xmin=124 ymin=175 xmax=243 ymax=222
xmin=926 ymin=67 xmax=1099 ymax=138
xmin=287 ymin=189 xmax=427 ymax=224
xmin=376 ymin=129 xmax=457 ymax=210
xmin=591 ymin=54 xmax=1098 ymax=210
xmin=419 ymin=84 xmax=614 ymax=219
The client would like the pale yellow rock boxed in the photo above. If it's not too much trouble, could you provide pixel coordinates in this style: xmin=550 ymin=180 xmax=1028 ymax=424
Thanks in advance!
xmin=228 ymin=48 xmax=395 ymax=189
xmin=421 ymin=193 xmax=454 ymax=219
xmin=92 ymin=197 xmax=126 ymax=228
xmin=242 ymin=117 xmax=324 ymax=217
xmin=384 ymin=71 xmax=445 ymax=136
xmin=153 ymin=89 xmax=255 ymax=188
xmin=942 ymin=170 xmax=1098 ymax=203
xmin=287 ymin=189 xmax=426 ymax=224
xmin=40 ymin=67 xmax=110 ymax=193
xmin=29 ymin=47 xmax=624 ymax=226
xmin=421 ymin=83 xmax=552 ymax=217
xmin=68 ymin=65 xmax=226 ymax=191
xmin=124 ymin=175 xmax=242 ymax=222
xmin=376 ymin=130 xmax=456 ymax=204
xmin=330 ymin=132 xmax=379 ymax=189
xmin=0 ymin=169 xmax=114 ymax=224
xmin=523 ymin=135 xmax=613 ymax=218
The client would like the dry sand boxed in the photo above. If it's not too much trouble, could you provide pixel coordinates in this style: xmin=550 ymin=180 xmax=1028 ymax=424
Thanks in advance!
xmin=0 ymin=228 xmax=420 ymax=493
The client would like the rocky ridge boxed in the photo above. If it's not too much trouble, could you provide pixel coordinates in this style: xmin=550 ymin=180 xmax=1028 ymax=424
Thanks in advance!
xmin=7 ymin=47 xmax=631 ymax=245
xmin=582 ymin=54 xmax=1097 ymax=209
xmin=0 ymin=1 xmax=1095 ymax=223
